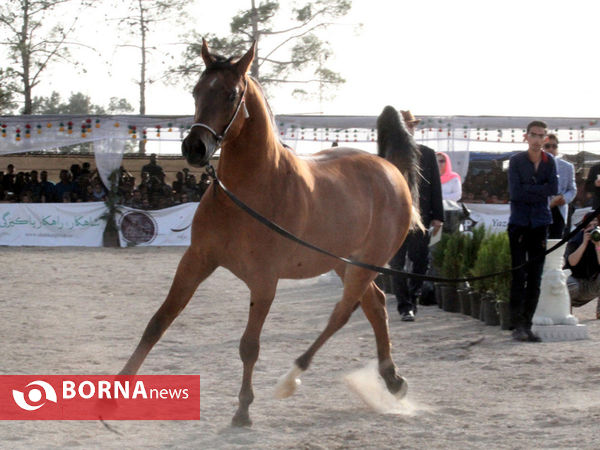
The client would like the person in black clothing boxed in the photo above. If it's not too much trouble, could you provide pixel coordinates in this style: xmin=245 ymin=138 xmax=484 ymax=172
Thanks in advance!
xmin=507 ymin=120 xmax=557 ymax=342
xmin=141 ymin=153 xmax=164 ymax=179
xmin=585 ymin=162 xmax=600 ymax=209
xmin=389 ymin=109 xmax=444 ymax=322
xmin=39 ymin=170 xmax=55 ymax=202
xmin=564 ymin=211 xmax=600 ymax=320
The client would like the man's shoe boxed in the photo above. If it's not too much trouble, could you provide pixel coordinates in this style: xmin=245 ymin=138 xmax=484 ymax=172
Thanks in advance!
xmin=401 ymin=310 xmax=415 ymax=322
xmin=526 ymin=329 xmax=542 ymax=342
xmin=511 ymin=328 xmax=529 ymax=341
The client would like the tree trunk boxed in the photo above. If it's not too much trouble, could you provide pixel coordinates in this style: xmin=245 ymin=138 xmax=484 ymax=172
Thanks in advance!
xmin=21 ymin=0 xmax=32 ymax=114
xmin=250 ymin=0 xmax=260 ymax=79
xmin=138 ymin=0 xmax=147 ymax=154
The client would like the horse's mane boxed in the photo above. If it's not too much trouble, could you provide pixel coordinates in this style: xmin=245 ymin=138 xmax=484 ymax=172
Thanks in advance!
xmin=248 ymin=76 xmax=279 ymax=137
xmin=376 ymin=106 xmax=421 ymax=216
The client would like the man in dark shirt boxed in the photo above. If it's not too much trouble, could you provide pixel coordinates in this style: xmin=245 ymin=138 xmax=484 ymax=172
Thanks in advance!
xmin=141 ymin=153 xmax=164 ymax=179
xmin=508 ymin=120 xmax=558 ymax=342
xmin=564 ymin=212 xmax=600 ymax=320
xmin=390 ymin=110 xmax=444 ymax=322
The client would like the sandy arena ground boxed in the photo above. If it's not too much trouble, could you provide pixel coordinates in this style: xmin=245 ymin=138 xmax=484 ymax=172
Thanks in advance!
xmin=2 ymin=246 xmax=600 ymax=449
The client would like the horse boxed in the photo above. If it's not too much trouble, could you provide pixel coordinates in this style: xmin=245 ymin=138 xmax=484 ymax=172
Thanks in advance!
xmin=118 ymin=39 xmax=422 ymax=427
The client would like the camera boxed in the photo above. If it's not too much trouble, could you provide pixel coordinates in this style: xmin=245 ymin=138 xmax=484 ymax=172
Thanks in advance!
xmin=591 ymin=226 xmax=600 ymax=242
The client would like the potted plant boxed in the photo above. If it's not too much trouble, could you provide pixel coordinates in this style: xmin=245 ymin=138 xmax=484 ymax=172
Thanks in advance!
xmin=458 ymin=225 xmax=486 ymax=315
xmin=440 ymin=232 xmax=466 ymax=313
xmin=431 ymin=233 xmax=450 ymax=308
xmin=470 ymin=231 xmax=496 ymax=320
xmin=492 ymin=232 xmax=512 ymax=330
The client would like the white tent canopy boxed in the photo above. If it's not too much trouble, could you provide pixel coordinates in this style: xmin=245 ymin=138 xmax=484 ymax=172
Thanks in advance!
xmin=2 ymin=113 xmax=600 ymax=186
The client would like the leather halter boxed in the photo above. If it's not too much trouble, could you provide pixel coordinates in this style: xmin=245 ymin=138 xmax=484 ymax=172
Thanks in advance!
xmin=189 ymin=77 xmax=249 ymax=148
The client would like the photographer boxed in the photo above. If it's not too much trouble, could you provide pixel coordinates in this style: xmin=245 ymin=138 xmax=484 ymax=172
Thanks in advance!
xmin=564 ymin=212 xmax=600 ymax=319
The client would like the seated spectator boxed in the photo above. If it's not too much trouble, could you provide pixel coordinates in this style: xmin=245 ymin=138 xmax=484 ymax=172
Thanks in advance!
xmin=183 ymin=174 xmax=200 ymax=201
xmin=198 ymin=173 xmax=211 ymax=198
xmin=54 ymin=169 xmax=76 ymax=203
xmin=90 ymin=179 xmax=108 ymax=202
xmin=39 ymin=170 xmax=55 ymax=203
xmin=127 ymin=189 xmax=145 ymax=209
xmin=564 ymin=211 xmax=600 ymax=320
xmin=27 ymin=170 xmax=43 ymax=202
xmin=172 ymin=171 xmax=185 ymax=194
xmin=2 ymin=164 xmax=15 ymax=193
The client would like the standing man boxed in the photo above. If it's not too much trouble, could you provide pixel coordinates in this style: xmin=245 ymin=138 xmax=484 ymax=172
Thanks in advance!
xmin=390 ymin=110 xmax=444 ymax=322
xmin=545 ymin=134 xmax=576 ymax=238
xmin=508 ymin=120 xmax=557 ymax=342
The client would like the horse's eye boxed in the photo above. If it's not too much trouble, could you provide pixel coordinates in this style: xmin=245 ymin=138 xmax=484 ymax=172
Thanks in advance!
xmin=228 ymin=91 xmax=237 ymax=102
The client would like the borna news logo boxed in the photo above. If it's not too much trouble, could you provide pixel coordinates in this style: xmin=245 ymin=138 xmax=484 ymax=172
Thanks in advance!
xmin=0 ymin=375 xmax=200 ymax=420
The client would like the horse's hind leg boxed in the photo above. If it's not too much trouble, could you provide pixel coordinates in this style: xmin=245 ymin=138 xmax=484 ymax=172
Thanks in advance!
xmin=119 ymin=248 xmax=216 ymax=375
xmin=232 ymin=282 xmax=277 ymax=427
xmin=274 ymin=266 xmax=367 ymax=399
xmin=361 ymin=282 xmax=407 ymax=398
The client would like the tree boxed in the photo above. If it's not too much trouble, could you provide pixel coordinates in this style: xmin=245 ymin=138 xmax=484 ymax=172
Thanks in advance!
xmin=0 ymin=0 xmax=88 ymax=114
xmin=111 ymin=0 xmax=187 ymax=153
xmin=31 ymin=91 xmax=133 ymax=114
xmin=30 ymin=91 xmax=133 ymax=153
xmin=173 ymin=0 xmax=353 ymax=104
xmin=0 ymin=67 xmax=18 ymax=114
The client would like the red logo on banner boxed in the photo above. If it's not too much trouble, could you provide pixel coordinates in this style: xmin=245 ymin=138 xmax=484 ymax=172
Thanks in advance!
xmin=0 ymin=375 xmax=200 ymax=420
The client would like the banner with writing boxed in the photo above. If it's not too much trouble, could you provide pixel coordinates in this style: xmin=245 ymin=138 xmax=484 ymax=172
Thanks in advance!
xmin=0 ymin=202 xmax=107 ymax=246
xmin=115 ymin=203 xmax=197 ymax=247
xmin=463 ymin=203 xmax=509 ymax=234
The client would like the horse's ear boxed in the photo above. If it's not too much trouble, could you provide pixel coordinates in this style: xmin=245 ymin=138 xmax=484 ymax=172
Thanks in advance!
xmin=201 ymin=38 xmax=215 ymax=67
xmin=235 ymin=41 xmax=256 ymax=76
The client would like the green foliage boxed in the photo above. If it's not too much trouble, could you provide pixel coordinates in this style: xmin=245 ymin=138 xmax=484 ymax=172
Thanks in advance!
xmin=441 ymin=232 xmax=466 ymax=279
xmin=31 ymin=91 xmax=132 ymax=115
xmin=171 ymin=0 xmax=353 ymax=99
xmin=0 ymin=68 xmax=18 ymax=113
xmin=471 ymin=231 xmax=511 ymax=297
xmin=462 ymin=225 xmax=486 ymax=276
xmin=491 ymin=233 xmax=511 ymax=302
xmin=0 ymin=0 xmax=86 ymax=114
xmin=431 ymin=232 xmax=450 ymax=273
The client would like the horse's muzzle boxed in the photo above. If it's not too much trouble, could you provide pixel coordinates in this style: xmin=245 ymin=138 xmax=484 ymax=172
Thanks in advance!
xmin=181 ymin=133 xmax=217 ymax=167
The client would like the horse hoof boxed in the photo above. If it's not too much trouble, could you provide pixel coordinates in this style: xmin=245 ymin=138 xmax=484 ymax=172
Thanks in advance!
xmin=231 ymin=411 xmax=252 ymax=427
xmin=393 ymin=377 xmax=408 ymax=400
xmin=274 ymin=365 xmax=303 ymax=399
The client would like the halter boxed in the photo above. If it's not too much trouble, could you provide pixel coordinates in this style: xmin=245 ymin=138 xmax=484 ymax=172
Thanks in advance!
xmin=189 ymin=77 xmax=249 ymax=148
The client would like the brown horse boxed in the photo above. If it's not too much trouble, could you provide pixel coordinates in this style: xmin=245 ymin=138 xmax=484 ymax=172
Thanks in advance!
xmin=119 ymin=40 xmax=422 ymax=426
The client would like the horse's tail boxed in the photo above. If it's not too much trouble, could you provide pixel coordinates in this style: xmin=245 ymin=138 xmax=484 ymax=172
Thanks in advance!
xmin=376 ymin=105 xmax=424 ymax=231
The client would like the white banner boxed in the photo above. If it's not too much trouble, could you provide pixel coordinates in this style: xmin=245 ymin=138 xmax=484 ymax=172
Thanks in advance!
xmin=464 ymin=203 xmax=509 ymax=234
xmin=464 ymin=204 xmax=593 ymax=234
xmin=115 ymin=203 xmax=198 ymax=247
xmin=0 ymin=202 xmax=107 ymax=246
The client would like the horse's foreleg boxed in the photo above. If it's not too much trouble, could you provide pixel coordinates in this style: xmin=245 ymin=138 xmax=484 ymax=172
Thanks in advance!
xmin=232 ymin=283 xmax=277 ymax=427
xmin=275 ymin=266 xmax=368 ymax=399
xmin=119 ymin=248 xmax=216 ymax=375
xmin=361 ymin=282 xmax=407 ymax=399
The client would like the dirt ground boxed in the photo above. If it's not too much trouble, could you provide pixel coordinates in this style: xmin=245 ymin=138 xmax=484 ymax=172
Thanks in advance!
xmin=2 ymin=246 xmax=600 ymax=449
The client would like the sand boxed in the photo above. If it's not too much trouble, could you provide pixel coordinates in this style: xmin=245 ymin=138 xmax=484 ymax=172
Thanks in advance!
xmin=2 ymin=246 xmax=600 ymax=449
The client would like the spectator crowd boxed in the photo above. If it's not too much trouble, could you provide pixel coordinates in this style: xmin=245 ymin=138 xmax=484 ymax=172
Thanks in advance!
xmin=0 ymin=154 xmax=211 ymax=209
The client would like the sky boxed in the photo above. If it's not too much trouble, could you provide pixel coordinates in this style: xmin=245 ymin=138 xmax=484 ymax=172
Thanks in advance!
xmin=15 ymin=0 xmax=599 ymax=120
xmin=4 ymin=0 xmax=600 ymax=119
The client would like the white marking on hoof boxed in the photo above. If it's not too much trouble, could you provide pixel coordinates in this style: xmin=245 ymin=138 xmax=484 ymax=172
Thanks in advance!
xmin=274 ymin=365 xmax=303 ymax=399
xmin=394 ymin=376 xmax=408 ymax=400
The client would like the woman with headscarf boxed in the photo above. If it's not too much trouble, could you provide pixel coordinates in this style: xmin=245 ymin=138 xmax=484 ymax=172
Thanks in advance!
xmin=436 ymin=152 xmax=462 ymax=201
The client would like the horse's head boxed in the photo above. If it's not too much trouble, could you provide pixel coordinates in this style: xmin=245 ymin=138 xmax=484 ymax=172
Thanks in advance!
xmin=182 ymin=39 xmax=255 ymax=167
